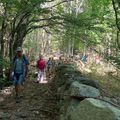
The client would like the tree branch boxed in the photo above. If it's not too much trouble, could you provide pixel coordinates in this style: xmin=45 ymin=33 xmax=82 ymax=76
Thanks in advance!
xmin=45 ymin=0 xmax=73 ymax=9
xmin=29 ymin=15 xmax=63 ymax=23
xmin=26 ymin=23 xmax=53 ymax=34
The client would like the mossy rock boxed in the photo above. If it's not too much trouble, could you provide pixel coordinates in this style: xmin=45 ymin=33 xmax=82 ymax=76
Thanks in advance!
xmin=68 ymin=98 xmax=117 ymax=120
xmin=79 ymin=79 xmax=99 ymax=89
xmin=70 ymin=81 xmax=100 ymax=98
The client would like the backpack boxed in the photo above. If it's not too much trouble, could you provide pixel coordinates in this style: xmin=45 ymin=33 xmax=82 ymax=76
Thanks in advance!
xmin=37 ymin=59 xmax=46 ymax=70
xmin=13 ymin=54 xmax=29 ymax=65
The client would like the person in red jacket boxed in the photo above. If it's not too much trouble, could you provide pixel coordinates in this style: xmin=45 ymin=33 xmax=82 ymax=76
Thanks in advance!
xmin=36 ymin=55 xmax=46 ymax=83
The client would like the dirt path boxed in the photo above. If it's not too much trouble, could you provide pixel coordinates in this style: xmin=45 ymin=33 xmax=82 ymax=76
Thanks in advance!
xmin=0 ymin=79 xmax=58 ymax=120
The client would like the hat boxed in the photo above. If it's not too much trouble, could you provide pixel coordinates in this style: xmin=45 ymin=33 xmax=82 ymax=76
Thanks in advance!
xmin=16 ymin=47 xmax=23 ymax=52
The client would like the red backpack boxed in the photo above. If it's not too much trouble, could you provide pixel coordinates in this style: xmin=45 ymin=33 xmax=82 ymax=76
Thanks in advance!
xmin=37 ymin=59 xmax=46 ymax=70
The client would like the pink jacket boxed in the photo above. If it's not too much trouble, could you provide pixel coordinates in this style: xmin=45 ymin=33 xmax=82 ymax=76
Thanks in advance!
xmin=37 ymin=59 xmax=46 ymax=70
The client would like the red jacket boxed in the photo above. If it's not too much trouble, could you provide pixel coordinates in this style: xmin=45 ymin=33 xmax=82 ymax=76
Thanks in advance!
xmin=37 ymin=59 xmax=46 ymax=70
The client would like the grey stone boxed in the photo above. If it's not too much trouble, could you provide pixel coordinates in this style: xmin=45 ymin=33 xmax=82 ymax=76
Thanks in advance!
xmin=79 ymin=79 xmax=100 ymax=89
xmin=70 ymin=81 xmax=100 ymax=98
xmin=73 ymin=76 xmax=99 ymax=89
xmin=65 ymin=99 xmax=80 ymax=117
xmin=74 ymin=76 xmax=89 ymax=81
xmin=68 ymin=98 xmax=120 ymax=120
xmin=87 ymin=98 xmax=120 ymax=120
xmin=111 ymin=98 xmax=118 ymax=105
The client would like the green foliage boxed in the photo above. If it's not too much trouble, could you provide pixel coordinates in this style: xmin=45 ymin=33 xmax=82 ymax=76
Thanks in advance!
xmin=106 ymin=55 xmax=120 ymax=69
xmin=0 ymin=56 xmax=11 ymax=89
xmin=51 ymin=0 xmax=118 ymax=58
xmin=0 ymin=77 xmax=12 ymax=89
xmin=0 ymin=56 xmax=10 ymax=69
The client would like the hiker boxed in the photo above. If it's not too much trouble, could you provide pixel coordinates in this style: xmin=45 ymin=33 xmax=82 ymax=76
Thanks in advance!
xmin=58 ymin=56 xmax=63 ymax=65
xmin=12 ymin=47 xmax=29 ymax=98
xmin=36 ymin=55 xmax=46 ymax=83
xmin=81 ymin=53 xmax=88 ymax=63
xmin=47 ymin=57 xmax=55 ymax=75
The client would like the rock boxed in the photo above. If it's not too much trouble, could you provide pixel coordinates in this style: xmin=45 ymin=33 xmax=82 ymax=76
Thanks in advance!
xmin=68 ymin=98 xmax=120 ymax=120
xmin=102 ymin=97 xmax=119 ymax=105
xmin=64 ymin=76 xmax=99 ymax=90
xmin=87 ymin=98 xmax=120 ymax=120
xmin=111 ymin=98 xmax=118 ymax=105
xmin=57 ymin=77 xmax=90 ymax=93
xmin=65 ymin=99 xmax=80 ymax=117
xmin=0 ymin=112 xmax=11 ymax=119
xmin=79 ymin=79 xmax=100 ymax=89
xmin=70 ymin=81 xmax=100 ymax=99
xmin=73 ymin=76 xmax=99 ymax=89
xmin=103 ymin=97 xmax=112 ymax=102
xmin=74 ymin=76 xmax=89 ymax=81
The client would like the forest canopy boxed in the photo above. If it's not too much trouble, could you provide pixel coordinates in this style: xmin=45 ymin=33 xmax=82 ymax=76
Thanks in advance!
xmin=0 ymin=0 xmax=120 ymax=80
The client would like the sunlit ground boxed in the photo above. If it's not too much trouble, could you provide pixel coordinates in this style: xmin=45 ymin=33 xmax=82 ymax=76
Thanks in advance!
xmin=39 ymin=81 xmax=48 ymax=84
xmin=0 ymin=79 xmax=48 ymax=103
xmin=0 ymin=86 xmax=14 ymax=102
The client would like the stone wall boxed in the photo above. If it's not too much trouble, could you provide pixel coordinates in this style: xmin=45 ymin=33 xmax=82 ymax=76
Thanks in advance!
xmin=51 ymin=64 xmax=120 ymax=120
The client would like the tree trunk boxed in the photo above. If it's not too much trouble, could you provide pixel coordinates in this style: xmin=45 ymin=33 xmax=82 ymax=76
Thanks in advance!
xmin=116 ymin=30 xmax=120 ymax=49
xmin=9 ymin=39 xmax=13 ymax=60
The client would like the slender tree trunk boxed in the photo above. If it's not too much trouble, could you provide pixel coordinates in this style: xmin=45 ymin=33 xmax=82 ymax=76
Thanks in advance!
xmin=0 ymin=18 xmax=6 ymax=58
xmin=112 ymin=0 xmax=120 ymax=50
xmin=116 ymin=30 xmax=120 ymax=49
xmin=9 ymin=39 xmax=13 ymax=60
xmin=0 ymin=14 xmax=6 ymax=78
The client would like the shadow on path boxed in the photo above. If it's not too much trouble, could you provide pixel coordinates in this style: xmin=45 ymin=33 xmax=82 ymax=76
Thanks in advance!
xmin=0 ymin=79 xmax=58 ymax=120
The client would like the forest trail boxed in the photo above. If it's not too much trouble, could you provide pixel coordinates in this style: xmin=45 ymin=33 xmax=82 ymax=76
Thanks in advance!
xmin=0 ymin=78 xmax=58 ymax=120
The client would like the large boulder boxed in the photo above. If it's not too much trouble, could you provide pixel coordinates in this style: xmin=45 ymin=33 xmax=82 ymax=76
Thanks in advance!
xmin=60 ymin=77 xmax=100 ymax=93
xmin=79 ymin=79 xmax=100 ymax=89
xmin=65 ymin=99 xmax=80 ymax=116
xmin=60 ymin=99 xmax=80 ymax=120
xmin=70 ymin=81 xmax=100 ymax=99
xmin=67 ymin=98 xmax=120 ymax=120
xmin=73 ymin=76 xmax=100 ymax=89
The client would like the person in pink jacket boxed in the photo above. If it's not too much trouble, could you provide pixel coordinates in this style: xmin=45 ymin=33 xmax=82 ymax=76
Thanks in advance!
xmin=36 ymin=55 xmax=46 ymax=83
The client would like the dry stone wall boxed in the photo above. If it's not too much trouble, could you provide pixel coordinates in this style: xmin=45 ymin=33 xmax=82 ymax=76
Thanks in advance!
xmin=52 ymin=64 xmax=120 ymax=120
